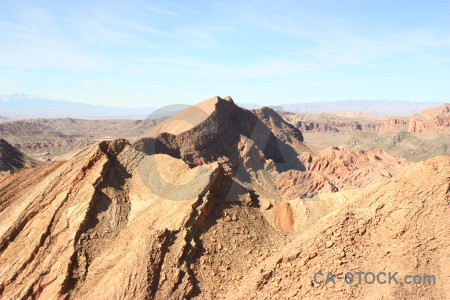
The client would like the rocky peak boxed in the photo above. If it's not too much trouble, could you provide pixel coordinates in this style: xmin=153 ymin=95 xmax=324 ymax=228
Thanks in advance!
xmin=134 ymin=96 xmax=309 ymax=170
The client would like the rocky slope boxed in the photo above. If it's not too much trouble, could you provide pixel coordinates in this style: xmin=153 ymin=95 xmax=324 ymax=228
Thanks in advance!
xmin=0 ymin=141 xmax=447 ymax=299
xmin=276 ymin=147 xmax=407 ymax=199
xmin=0 ymin=139 xmax=225 ymax=299
xmin=0 ymin=96 xmax=447 ymax=299
xmin=0 ymin=138 xmax=41 ymax=175
xmin=230 ymin=156 xmax=450 ymax=299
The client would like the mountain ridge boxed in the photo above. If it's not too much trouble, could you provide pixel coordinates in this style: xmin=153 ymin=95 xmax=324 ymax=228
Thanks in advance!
xmin=0 ymin=93 xmax=155 ymax=118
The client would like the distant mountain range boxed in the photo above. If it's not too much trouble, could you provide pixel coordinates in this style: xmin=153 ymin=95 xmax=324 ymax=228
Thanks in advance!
xmin=0 ymin=94 xmax=156 ymax=118
xmin=0 ymin=93 xmax=444 ymax=118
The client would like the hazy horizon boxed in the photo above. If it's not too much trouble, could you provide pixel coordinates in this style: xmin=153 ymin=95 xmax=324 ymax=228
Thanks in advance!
xmin=0 ymin=93 xmax=446 ymax=118
xmin=0 ymin=92 xmax=448 ymax=109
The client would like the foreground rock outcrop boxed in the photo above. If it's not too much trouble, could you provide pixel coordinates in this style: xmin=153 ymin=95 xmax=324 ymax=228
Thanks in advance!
xmin=230 ymin=156 xmax=450 ymax=299
xmin=0 ymin=139 xmax=224 ymax=299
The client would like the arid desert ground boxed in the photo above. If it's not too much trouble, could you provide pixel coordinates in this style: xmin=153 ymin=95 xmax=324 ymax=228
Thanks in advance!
xmin=0 ymin=96 xmax=449 ymax=299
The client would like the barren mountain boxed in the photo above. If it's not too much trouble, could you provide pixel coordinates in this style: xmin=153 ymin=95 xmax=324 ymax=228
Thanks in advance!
xmin=134 ymin=96 xmax=407 ymax=200
xmin=2 ymin=103 xmax=447 ymax=164
xmin=0 ymin=138 xmax=41 ymax=175
xmin=0 ymin=96 xmax=448 ymax=299
xmin=0 ymin=140 xmax=447 ymax=299
xmin=277 ymin=147 xmax=407 ymax=199
xmin=135 ymin=96 xmax=309 ymax=168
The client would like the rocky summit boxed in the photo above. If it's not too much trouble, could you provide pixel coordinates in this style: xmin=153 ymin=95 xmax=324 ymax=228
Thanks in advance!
xmin=0 ymin=97 xmax=448 ymax=299
xmin=134 ymin=96 xmax=309 ymax=168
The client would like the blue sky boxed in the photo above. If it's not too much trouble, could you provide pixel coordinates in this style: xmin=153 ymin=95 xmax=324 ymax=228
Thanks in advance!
xmin=0 ymin=0 xmax=449 ymax=107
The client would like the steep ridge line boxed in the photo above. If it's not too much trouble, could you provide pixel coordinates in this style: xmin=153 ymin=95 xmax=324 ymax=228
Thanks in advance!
xmin=0 ymin=138 xmax=228 ymax=299
xmin=134 ymin=96 xmax=309 ymax=171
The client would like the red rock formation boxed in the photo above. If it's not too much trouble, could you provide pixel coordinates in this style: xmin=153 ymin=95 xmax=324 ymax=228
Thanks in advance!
xmin=408 ymin=103 xmax=450 ymax=132
xmin=378 ymin=117 xmax=409 ymax=132
xmin=283 ymin=103 xmax=449 ymax=133
xmin=229 ymin=156 xmax=450 ymax=299
xmin=275 ymin=147 xmax=408 ymax=199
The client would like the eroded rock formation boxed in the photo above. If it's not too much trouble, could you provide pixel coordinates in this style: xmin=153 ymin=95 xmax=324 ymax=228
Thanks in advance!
xmin=230 ymin=156 xmax=450 ymax=299
xmin=0 ymin=139 xmax=224 ymax=299
xmin=0 ymin=97 xmax=448 ymax=299
xmin=283 ymin=103 xmax=450 ymax=133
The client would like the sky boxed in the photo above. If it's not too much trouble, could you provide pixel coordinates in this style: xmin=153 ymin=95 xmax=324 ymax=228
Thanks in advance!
xmin=0 ymin=0 xmax=449 ymax=107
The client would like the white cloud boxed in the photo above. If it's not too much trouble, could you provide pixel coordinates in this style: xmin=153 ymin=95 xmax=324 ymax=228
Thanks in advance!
xmin=0 ymin=0 xmax=449 ymax=106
